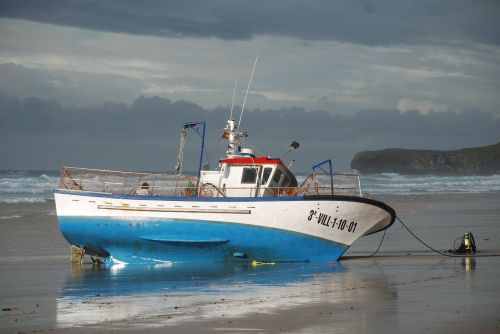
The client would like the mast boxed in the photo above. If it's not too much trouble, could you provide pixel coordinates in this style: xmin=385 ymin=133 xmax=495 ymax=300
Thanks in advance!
xmin=224 ymin=119 xmax=241 ymax=157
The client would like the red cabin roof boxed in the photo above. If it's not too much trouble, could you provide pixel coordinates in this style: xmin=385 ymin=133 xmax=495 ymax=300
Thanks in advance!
xmin=220 ymin=156 xmax=283 ymax=165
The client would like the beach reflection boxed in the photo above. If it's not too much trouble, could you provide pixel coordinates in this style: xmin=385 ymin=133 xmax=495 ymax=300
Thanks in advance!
xmin=65 ymin=261 xmax=336 ymax=297
xmin=56 ymin=261 xmax=397 ymax=330
xmin=462 ymin=256 xmax=476 ymax=273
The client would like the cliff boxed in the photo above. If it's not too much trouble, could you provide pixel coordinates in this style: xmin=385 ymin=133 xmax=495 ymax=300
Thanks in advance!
xmin=351 ymin=142 xmax=500 ymax=175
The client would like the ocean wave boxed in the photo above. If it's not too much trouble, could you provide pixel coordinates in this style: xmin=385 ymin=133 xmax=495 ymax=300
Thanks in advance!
xmin=0 ymin=175 xmax=59 ymax=194
xmin=0 ymin=170 xmax=58 ymax=203
xmin=297 ymin=172 xmax=500 ymax=195
xmin=359 ymin=173 xmax=500 ymax=195
xmin=0 ymin=197 xmax=49 ymax=204
xmin=0 ymin=215 xmax=22 ymax=220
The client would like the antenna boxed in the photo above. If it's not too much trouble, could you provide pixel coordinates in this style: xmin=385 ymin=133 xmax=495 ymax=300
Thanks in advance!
xmin=238 ymin=55 xmax=259 ymax=129
xmin=229 ymin=80 xmax=237 ymax=121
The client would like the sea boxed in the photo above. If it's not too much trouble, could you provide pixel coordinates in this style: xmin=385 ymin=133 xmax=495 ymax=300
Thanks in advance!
xmin=1 ymin=170 xmax=500 ymax=205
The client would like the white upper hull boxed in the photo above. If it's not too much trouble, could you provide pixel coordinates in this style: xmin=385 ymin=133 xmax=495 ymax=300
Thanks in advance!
xmin=55 ymin=190 xmax=394 ymax=248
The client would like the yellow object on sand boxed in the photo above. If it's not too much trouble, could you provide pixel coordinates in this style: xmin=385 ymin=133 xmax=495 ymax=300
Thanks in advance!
xmin=251 ymin=260 xmax=276 ymax=267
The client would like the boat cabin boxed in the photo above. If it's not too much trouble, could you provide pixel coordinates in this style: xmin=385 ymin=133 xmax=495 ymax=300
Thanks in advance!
xmin=199 ymin=150 xmax=298 ymax=197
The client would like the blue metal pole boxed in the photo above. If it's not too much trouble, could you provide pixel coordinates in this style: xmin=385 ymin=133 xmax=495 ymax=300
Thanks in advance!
xmin=197 ymin=122 xmax=206 ymax=189
xmin=183 ymin=121 xmax=206 ymax=192
xmin=328 ymin=159 xmax=333 ymax=194
xmin=312 ymin=159 xmax=334 ymax=194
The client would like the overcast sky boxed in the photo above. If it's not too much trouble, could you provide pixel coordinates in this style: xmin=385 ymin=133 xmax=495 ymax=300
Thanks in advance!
xmin=0 ymin=0 xmax=499 ymax=172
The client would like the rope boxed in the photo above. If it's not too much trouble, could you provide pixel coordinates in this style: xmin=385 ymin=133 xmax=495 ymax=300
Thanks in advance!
xmin=203 ymin=143 xmax=211 ymax=169
xmin=396 ymin=216 xmax=500 ymax=258
xmin=175 ymin=129 xmax=186 ymax=174
xmin=366 ymin=228 xmax=387 ymax=257
xmin=397 ymin=216 xmax=458 ymax=257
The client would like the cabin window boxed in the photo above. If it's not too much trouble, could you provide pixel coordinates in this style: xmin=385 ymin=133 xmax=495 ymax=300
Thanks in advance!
xmin=241 ymin=168 xmax=258 ymax=184
xmin=261 ymin=167 xmax=273 ymax=185
xmin=272 ymin=169 xmax=283 ymax=185
xmin=282 ymin=175 xmax=290 ymax=188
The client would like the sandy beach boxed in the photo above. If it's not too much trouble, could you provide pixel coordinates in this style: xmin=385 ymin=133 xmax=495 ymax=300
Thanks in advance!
xmin=1 ymin=193 xmax=499 ymax=333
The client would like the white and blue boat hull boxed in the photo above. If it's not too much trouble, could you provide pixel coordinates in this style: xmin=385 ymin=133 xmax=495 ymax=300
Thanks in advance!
xmin=54 ymin=189 xmax=395 ymax=264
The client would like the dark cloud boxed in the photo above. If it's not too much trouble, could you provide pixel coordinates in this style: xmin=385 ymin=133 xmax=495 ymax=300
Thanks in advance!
xmin=1 ymin=92 xmax=499 ymax=171
xmin=1 ymin=0 xmax=499 ymax=46
xmin=0 ymin=63 xmax=144 ymax=106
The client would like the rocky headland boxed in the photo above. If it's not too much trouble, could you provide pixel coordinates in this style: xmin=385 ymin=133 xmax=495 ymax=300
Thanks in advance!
xmin=351 ymin=142 xmax=500 ymax=175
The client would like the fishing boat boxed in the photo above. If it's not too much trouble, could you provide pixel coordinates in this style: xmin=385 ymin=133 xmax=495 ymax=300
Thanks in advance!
xmin=54 ymin=116 xmax=395 ymax=264
xmin=54 ymin=61 xmax=395 ymax=264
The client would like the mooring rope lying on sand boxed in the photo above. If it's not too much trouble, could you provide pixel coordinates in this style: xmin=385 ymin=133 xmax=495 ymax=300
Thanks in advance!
xmin=357 ymin=216 xmax=500 ymax=259
xmin=396 ymin=216 xmax=500 ymax=258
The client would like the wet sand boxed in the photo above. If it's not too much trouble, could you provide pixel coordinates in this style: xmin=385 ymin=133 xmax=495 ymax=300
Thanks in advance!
xmin=1 ymin=193 xmax=499 ymax=333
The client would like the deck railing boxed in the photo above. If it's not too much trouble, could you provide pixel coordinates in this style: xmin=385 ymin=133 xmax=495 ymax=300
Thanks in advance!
xmin=300 ymin=172 xmax=361 ymax=197
xmin=58 ymin=167 xmax=362 ymax=198
xmin=59 ymin=166 xmax=197 ymax=197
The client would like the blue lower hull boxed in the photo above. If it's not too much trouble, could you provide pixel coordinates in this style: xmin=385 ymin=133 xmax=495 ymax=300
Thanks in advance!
xmin=58 ymin=217 xmax=348 ymax=264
